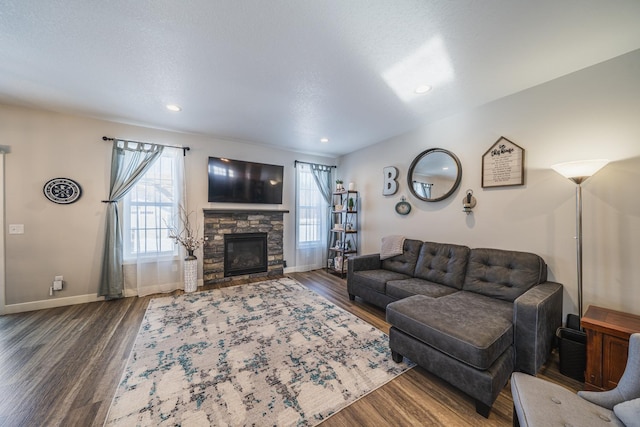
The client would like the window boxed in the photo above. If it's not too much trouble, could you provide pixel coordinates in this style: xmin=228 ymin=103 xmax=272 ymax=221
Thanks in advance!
xmin=296 ymin=163 xmax=326 ymax=247
xmin=123 ymin=148 xmax=182 ymax=259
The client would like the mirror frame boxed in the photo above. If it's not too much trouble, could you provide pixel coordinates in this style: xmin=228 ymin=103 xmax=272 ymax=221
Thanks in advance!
xmin=407 ymin=148 xmax=462 ymax=202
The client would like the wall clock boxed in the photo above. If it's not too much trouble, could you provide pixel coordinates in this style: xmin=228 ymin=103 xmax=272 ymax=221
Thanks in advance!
xmin=395 ymin=196 xmax=411 ymax=215
xmin=43 ymin=178 xmax=82 ymax=204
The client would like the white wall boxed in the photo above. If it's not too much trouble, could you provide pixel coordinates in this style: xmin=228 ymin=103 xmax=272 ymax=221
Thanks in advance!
xmin=339 ymin=49 xmax=640 ymax=318
xmin=3 ymin=49 xmax=639 ymax=317
xmin=1 ymin=104 xmax=335 ymax=309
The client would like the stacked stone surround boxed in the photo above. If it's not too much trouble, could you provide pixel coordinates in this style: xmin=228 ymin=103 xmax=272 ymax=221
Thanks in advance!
xmin=203 ymin=209 xmax=287 ymax=285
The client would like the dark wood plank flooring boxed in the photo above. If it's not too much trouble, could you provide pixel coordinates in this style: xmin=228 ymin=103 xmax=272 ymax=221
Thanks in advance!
xmin=0 ymin=270 xmax=582 ymax=426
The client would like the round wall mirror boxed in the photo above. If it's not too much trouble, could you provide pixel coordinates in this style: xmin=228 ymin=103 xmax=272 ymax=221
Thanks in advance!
xmin=407 ymin=148 xmax=462 ymax=202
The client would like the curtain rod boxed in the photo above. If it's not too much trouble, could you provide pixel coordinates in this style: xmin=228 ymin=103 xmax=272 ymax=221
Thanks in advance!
xmin=102 ymin=136 xmax=190 ymax=156
xmin=294 ymin=160 xmax=336 ymax=168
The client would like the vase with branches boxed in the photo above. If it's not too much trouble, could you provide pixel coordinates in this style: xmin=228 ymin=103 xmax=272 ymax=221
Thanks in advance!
xmin=167 ymin=206 xmax=205 ymax=260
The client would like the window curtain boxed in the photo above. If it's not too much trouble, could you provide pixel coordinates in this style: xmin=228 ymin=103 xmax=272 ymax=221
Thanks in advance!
xmin=99 ymin=140 xmax=164 ymax=299
xmin=413 ymin=181 xmax=432 ymax=199
xmin=126 ymin=147 xmax=186 ymax=297
xmin=310 ymin=164 xmax=333 ymax=208
xmin=310 ymin=163 xmax=333 ymax=261
xmin=294 ymin=162 xmax=332 ymax=271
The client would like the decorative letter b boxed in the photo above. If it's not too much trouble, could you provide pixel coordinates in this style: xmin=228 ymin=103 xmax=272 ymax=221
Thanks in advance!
xmin=382 ymin=166 xmax=399 ymax=195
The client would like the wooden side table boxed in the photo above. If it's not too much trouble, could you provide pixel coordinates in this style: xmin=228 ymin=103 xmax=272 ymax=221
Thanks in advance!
xmin=581 ymin=305 xmax=640 ymax=391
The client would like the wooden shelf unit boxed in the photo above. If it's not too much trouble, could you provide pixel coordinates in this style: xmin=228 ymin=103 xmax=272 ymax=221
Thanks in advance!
xmin=327 ymin=191 xmax=358 ymax=278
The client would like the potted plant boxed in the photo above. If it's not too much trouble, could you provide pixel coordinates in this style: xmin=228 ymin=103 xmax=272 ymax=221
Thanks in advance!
xmin=348 ymin=197 xmax=355 ymax=211
xmin=336 ymin=179 xmax=344 ymax=191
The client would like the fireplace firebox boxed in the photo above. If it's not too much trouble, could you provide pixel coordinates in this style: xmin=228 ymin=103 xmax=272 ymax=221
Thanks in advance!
xmin=224 ymin=232 xmax=268 ymax=277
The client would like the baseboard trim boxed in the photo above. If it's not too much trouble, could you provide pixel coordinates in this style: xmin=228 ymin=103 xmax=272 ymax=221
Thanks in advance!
xmin=285 ymin=264 xmax=323 ymax=273
xmin=3 ymin=279 xmax=205 ymax=315
xmin=3 ymin=293 xmax=106 ymax=315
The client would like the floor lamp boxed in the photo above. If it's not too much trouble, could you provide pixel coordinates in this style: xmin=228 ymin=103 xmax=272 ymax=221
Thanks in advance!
xmin=551 ymin=159 xmax=609 ymax=320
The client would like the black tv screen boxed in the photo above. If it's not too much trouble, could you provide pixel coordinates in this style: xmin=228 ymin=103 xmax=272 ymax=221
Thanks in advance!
xmin=208 ymin=157 xmax=284 ymax=204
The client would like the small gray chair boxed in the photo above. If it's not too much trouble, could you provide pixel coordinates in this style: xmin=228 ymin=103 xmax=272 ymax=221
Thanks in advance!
xmin=511 ymin=333 xmax=640 ymax=427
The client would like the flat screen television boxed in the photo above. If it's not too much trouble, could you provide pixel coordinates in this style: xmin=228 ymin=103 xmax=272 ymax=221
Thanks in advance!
xmin=208 ymin=157 xmax=284 ymax=204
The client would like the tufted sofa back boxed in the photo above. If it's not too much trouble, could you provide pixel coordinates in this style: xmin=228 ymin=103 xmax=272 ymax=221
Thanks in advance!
xmin=381 ymin=239 xmax=423 ymax=275
xmin=413 ymin=242 xmax=470 ymax=289
xmin=463 ymin=248 xmax=548 ymax=302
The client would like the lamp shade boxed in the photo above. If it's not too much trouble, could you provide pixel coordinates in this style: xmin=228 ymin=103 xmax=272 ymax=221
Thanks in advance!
xmin=551 ymin=159 xmax=609 ymax=184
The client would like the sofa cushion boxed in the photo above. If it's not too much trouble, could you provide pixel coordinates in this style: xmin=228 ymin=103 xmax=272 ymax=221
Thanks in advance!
xmin=413 ymin=241 xmax=470 ymax=289
xmin=386 ymin=291 xmax=514 ymax=370
xmin=349 ymin=269 xmax=411 ymax=294
xmin=381 ymin=238 xmax=423 ymax=275
xmin=511 ymin=372 xmax=623 ymax=427
xmin=386 ymin=278 xmax=459 ymax=300
xmin=463 ymin=248 xmax=547 ymax=302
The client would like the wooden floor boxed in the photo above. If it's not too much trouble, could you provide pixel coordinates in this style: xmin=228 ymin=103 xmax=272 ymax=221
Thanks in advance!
xmin=0 ymin=270 xmax=583 ymax=426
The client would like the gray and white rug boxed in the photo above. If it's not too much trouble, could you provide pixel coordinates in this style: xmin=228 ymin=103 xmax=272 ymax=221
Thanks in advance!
xmin=105 ymin=277 xmax=414 ymax=426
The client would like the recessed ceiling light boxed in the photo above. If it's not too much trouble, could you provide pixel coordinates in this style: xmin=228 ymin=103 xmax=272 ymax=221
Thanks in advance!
xmin=166 ymin=104 xmax=182 ymax=112
xmin=414 ymin=85 xmax=432 ymax=94
xmin=382 ymin=36 xmax=453 ymax=102
xmin=320 ymin=138 xmax=329 ymax=143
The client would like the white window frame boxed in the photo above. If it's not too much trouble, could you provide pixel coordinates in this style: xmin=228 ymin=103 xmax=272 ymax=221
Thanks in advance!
xmin=296 ymin=164 xmax=326 ymax=248
xmin=123 ymin=149 xmax=181 ymax=260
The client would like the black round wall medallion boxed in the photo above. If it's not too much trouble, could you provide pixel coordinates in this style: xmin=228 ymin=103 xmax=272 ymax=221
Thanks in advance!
xmin=43 ymin=178 xmax=82 ymax=204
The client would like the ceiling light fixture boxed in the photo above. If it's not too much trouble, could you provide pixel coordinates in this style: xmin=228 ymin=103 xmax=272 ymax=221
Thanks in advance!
xmin=381 ymin=36 xmax=454 ymax=103
xmin=166 ymin=104 xmax=182 ymax=112
xmin=320 ymin=138 xmax=329 ymax=143
xmin=415 ymin=85 xmax=432 ymax=94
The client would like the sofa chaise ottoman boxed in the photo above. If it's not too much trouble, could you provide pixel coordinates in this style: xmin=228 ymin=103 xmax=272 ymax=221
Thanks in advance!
xmin=347 ymin=238 xmax=563 ymax=417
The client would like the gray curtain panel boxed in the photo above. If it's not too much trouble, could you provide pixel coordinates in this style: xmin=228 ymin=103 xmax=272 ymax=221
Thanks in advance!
xmin=98 ymin=140 xmax=164 ymax=299
xmin=310 ymin=163 xmax=333 ymax=262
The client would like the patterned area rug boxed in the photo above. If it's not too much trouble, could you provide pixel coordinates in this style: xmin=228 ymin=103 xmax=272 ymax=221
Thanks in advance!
xmin=105 ymin=277 xmax=414 ymax=426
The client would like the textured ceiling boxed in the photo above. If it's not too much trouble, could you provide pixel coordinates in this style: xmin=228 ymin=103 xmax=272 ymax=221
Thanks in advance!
xmin=2 ymin=1 xmax=640 ymax=156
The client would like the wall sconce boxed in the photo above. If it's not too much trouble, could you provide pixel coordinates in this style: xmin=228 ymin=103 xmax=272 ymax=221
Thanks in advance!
xmin=462 ymin=189 xmax=476 ymax=214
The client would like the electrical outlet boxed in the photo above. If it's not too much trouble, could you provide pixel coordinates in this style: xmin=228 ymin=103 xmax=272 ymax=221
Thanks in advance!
xmin=9 ymin=224 xmax=24 ymax=234
xmin=53 ymin=275 xmax=64 ymax=291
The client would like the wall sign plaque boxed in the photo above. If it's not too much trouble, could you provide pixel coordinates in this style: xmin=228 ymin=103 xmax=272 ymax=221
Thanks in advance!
xmin=481 ymin=137 xmax=525 ymax=188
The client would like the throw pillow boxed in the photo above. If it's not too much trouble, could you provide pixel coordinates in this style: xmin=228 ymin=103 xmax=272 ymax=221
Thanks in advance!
xmin=614 ymin=398 xmax=640 ymax=427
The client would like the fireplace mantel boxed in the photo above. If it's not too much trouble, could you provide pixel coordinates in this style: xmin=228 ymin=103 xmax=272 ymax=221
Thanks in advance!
xmin=203 ymin=209 xmax=289 ymax=214
xmin=203 ymin=210 xmax=287 ymax=284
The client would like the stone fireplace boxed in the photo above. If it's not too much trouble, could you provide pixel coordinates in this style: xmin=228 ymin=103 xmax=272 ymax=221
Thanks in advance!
xmin=203 ymin=209 xmax=288 ymax=284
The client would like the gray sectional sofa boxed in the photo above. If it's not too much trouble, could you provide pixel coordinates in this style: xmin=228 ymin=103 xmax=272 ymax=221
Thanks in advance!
xmin=346 ymin=239 xmax=563 ymax=417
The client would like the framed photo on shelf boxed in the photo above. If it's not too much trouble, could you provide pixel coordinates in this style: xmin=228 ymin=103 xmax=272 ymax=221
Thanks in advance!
xmin=482 ymin=136 xmax=525 ymax=188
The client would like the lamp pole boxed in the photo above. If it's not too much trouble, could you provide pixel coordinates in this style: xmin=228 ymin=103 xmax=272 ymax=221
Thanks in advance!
xmin=551 ymin=159 xmax=609 ymax=321
xmin=575 ymin=182 xmax=583 ymax=318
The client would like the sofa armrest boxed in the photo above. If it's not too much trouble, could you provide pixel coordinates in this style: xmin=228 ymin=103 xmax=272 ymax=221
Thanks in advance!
xmin=348 ymin=253 xmax=382 ymax=274
xmin=513 ymin=281 xmax=563 ymax=374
